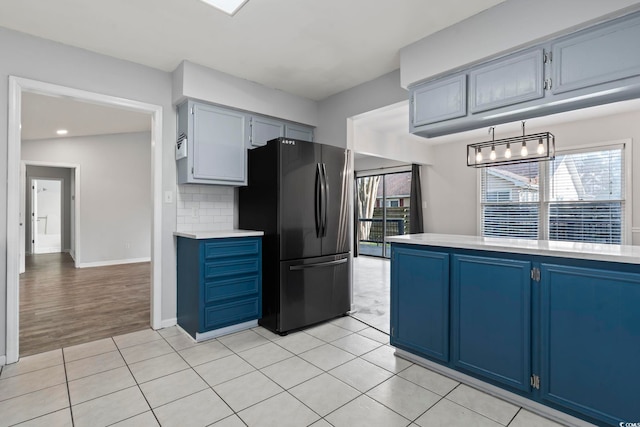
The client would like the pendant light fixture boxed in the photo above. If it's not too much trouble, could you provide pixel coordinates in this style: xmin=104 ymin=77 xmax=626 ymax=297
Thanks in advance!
xmin=467 ymin=121 xmax=555 ymax=168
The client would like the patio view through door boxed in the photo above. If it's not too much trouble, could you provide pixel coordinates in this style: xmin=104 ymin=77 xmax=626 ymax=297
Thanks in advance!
xmin=356 ymin=171 xmax=411 ymax=258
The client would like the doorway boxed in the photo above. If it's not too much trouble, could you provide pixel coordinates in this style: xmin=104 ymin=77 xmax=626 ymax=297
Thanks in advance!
xmin=30 ymin=178 xmax=63 ymax=254
xmin=6 ymin=77 xmax=164 ymax=364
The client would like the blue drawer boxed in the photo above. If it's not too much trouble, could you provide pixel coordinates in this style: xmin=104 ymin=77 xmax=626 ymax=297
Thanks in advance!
xmin=204 ymin=258 xmax=259 ymax=279
xmin=204 ymin=239 xmax=260 ymax=259
xmin=203 ymin=297 xmax=259 ymax=331
xmin=205 ymin=276 xmax=259 ymax=304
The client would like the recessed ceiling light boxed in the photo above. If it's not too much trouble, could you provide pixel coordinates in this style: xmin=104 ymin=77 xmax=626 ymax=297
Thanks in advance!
xmin=56 ymin=129 xmax=68 ymax=135
xmin=199 ymin=0 xmax=249 ymax=16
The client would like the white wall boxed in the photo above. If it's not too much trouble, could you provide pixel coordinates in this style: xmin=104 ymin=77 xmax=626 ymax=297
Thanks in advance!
xmin=25 ymin=166 xmax=72 ymax=252
xmin=424 ymin=109 xmax=640 ymax=244
xmin=353 ymin=126 xmax=434 ymax=166
xmin=22 ymin=132 xmax=152 ymax=265
xmin=400 ymin=0 xmax=640 ymax=87
xmin=174 ymin=61 xmax=318 ymax=127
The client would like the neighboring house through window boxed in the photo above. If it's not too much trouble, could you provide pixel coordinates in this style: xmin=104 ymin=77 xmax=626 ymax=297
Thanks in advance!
xmin=480 ymin=141 xmax=629 ymax=244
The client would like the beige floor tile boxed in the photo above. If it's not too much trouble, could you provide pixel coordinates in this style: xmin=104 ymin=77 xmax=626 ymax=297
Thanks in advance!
xmin=194 ymin=354 xmax=255 ymax=387
xmin=325 ymin=394 xmax=410 ymax=427
xmin=238 ymin=392 xmax=320 ymax=427
xmin=0 ymin=384 xmax=69 ymax=427
xmin=309 ymin=420 xmax=333 ymax=427
xmin=330 ymin=316 xmax=369 ymax=332
xmin=63 ymin=338 xmax=117 ymax=362
xmin=328 ymin=358 xmax=394 ymax=393
xmin=289 ymin=373 xmax=360 ymax=416
xmin=128 ymin=352 xmax=190 ymax=384
xmin=0 ymin=365 xmax=66 ymax=402
xmin=119 ymin=339 xmax=174 ymax=365
xmin=110 ymin=411 xmax=159 ymax=427
xmin=0 ymin=349 xmax=63 ymax=379
xmin=139 ymin=368 xmax=208 ymax=408
xmin=367 ymin=376 xmax=441 ymax=420
xmin=398 ymin=364 xmax=459 ymax=396
xmin=237 ymin=342 xmax=294 ymax=369
xmin=331 ymin=333 xmax=382 ymax=356
xmin=261 ymin=356 xmax=323 ymax=389
xmin=361 ymin=345 xmax=413 ymax=373
xmin=509 ymin=409 xmax=568 ymax=427
xmin=178 ymin=340 xmax=233 ymax=367
xmin=153 ymin=389 xmax=233 ymax=427
xmin=251 ymin=326 xmax=284 ymax=341
xmin=415 ymin=398 xmax=503 ymax=427
xmin=113 ymin=328 xmax=162 ymax=349
xmin=217 ymin=329 xmax=269 ymax=353
xmin=68 ymin=366 xmax=136 ymax=405
xmin=209 ymin=414 xmax=247 ymax=427
xmin=299 ymin=344 xmax=356 ymax=371
xmin=273 ymin=332 xmax=324 ymax=354
xmin=213 ymin=371 xmax=283 ymax=412
xmin=158 ymin=325 xmax=182 ymax=338
xmin=164 ymin=331 xmax=198 ymax=351
xmin=447 ymin=384 xmax=519 ymax=425
xmin=357 ymin=327 xmax=390 ymax=344
xmin=72 ymin=386 xmax=149 ymax=427
xmin=13 ymin=408 xmax=72 ymax=427
xmin=304 ymin=323 xmax=353 ymax=342
xmin=65 ymin=350 xmax=125 ymax=381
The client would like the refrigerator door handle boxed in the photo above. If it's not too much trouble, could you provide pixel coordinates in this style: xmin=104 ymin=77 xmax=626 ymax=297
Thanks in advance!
xmin=315 ymin=163 xmax=322 ymax=238
xmin=289 ymin=258 xmax=348 ymax=271
xmin=321 ymin=163 xmax=328 ymax=237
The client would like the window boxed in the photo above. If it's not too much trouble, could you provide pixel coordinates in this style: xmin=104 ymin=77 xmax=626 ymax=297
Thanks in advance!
xmin=385 ymin=199 xmax=400 ymax=207
xmin=480 ymin=144 xmax=627 ymax=244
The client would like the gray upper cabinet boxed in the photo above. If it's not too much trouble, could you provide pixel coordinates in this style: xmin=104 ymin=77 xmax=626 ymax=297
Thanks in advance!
xmin=249 ymin=116 xmax=284 ymax=147
xmin=469 ymin=48 xmax=545 ymax=113
xmin=176 ymin=100 xmax=248 ymax=186
xmin=285 ymin=123 xmax=314 ymax=142
xmin=552 ymin=13 xmax=640 ymax=95
xmin=411 ymin=74 xmax=467 ymax=128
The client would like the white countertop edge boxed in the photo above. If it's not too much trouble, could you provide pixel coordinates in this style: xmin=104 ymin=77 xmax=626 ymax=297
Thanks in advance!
xmin=174 ymin=230 xmax=264 ymax=239
xmin=387 ymin=233 xmax=640 ymax=265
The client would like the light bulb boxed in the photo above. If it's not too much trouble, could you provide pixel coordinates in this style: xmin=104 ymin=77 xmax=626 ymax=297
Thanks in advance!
xmin=475 ymin=148 xmax=483 ymax=162
xmin=537 ymin=138 xmax=545 ymax=155
xmin=505 ymin=143 xmax=512 ymax=159
xmin=490 ymin=145 xmax=496 ymax=161
xmin=521 ymin=141 xmax=528 ymax=157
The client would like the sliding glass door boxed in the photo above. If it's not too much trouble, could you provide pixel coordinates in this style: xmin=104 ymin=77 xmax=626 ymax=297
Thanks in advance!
xmin=356 ymin=171 xmax=411 ymax=258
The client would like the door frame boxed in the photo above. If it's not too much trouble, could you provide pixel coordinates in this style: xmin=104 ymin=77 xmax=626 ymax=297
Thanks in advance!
xmin=22 ymin=162 xmax=80 ymax=266
xmin=6 ymin=76 xmax=163 ymax=364
xmin=30 ymin=176 xmax=64 ymax=254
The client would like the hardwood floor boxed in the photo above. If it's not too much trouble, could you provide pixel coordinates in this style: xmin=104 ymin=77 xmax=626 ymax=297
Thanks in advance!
xmin=19 ymin=253 xmax=151 ymax=356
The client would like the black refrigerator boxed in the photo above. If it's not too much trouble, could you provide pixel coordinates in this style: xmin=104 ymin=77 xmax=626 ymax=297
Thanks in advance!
xmin=239 ymin=137 xmax=351 ymax=334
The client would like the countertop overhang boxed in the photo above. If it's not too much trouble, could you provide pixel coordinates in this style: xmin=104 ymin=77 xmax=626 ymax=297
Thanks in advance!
xmin=174 ymin=230 xmax=264 ymax=239
xmin=387 ymin=233 xmax=640 ymax=265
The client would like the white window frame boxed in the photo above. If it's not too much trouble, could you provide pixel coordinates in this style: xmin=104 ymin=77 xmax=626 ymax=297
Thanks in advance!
xmin=477 ymin=138 xmax=632 ymax=244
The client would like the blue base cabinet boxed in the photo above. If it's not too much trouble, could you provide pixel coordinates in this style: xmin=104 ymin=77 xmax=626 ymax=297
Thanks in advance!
xmin=452 ymin=255 xmax=531 ymax=392
xmin=177 ymin=237 xmax=262 ymax=339
xmin=391 ymin=247 xmax=449 ymax=362
xmin=390 ymin=243 xmax=640 ymax=426
xmin=540 ymin=264 xmax=640 ymax=425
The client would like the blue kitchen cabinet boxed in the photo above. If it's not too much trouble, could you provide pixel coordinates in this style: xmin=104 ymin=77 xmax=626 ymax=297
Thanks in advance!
xmin=551 ymin=12 xmax=640 ymax=95
xmin=469 ymin=48 xmax=545 ymax=113
xmin=177 ymin=236 xmax=262 ymax=340
xmin=410 ymin=74 xmax=467 ymax=129
xmin=284 ymin=123 xmax=314 ymax=142
xmin=249 ymin=115 xmax=284 ymax=148
xmin=539 ymin=263 xmax=640 ymax=425
xmin=390 ymin=246 xmax=449 ymax=362
xmin=451 ymin=254 xmax=532 ymax=392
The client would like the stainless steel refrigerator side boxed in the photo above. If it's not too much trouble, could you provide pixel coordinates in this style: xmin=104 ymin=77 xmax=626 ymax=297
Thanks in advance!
xmin=320 ymin=145 xmax=352 ymax=257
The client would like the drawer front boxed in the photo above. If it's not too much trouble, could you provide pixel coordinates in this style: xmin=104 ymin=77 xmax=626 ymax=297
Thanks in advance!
xmin=204 ymin=259 xmax=259 ymax=279
xmin=203 ymin=297 xmax=259 ymax=331
xmin=204 ymin=238 xmax=260 ymax=259
xmin=205 ymin=276 xmax=259 ymax=304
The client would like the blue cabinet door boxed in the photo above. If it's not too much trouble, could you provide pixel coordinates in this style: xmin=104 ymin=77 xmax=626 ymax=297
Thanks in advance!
xmin=452 ymin=254 xmax=531 ymax=392
xmin=411 ymin=74 xmax=467 ymax=128
xmin=540 ymin=263 xmax=640 ymax=425
xmin=249 ymin=116 xmax=284 ymax=148
xmin=285 ymin=123 xmax=314 ymax=142
xmin=390 ymin=246 xmax=449 ymax=362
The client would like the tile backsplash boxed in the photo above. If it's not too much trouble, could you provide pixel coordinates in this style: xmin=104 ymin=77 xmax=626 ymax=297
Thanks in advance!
xmin=176 ymin=184 xmax=235 ymax=232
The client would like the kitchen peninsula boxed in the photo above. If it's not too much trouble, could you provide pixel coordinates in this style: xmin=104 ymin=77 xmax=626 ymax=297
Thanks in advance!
xmin=387 ymin=233 xmax=640 ymax=426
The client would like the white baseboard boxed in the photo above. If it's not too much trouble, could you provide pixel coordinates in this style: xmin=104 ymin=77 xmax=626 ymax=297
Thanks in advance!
xmin=159 ymin=318 xmax=177 ymax=329
xmin=0 ymin=355 xmax=6 ymax=366
xmin=394 ymin=349 xmax=593 ymax=427
xmin=78 ymin=257 xmax=151 ymax=268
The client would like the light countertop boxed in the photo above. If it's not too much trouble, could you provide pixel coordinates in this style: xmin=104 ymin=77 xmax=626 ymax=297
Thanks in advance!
xmin=174 ymin=230 xmax=264 ymax=239
xmin=387 ymin=233 xmax=640 ymax=265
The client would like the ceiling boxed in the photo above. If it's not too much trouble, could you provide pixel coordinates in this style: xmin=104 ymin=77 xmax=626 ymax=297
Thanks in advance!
xmin=0 ymin=0 xmax=506 ymax=101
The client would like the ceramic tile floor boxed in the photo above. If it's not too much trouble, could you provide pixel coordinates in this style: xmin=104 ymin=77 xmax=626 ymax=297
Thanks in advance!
xmin=351 ymin=256 xmax=391 ymax=333
xmin=0 ymin=317 xmax=571 ymax=427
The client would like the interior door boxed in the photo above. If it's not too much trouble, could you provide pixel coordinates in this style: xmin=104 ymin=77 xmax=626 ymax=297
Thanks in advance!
xmin=321 ymin=145 xmax=351 ymax=256
xmin=19 ymin=163 xmax=26 ymax=273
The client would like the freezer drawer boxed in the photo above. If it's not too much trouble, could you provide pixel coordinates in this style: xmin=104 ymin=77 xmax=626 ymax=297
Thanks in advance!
xmin=278 ymin=253 xmax=351 ymax=333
